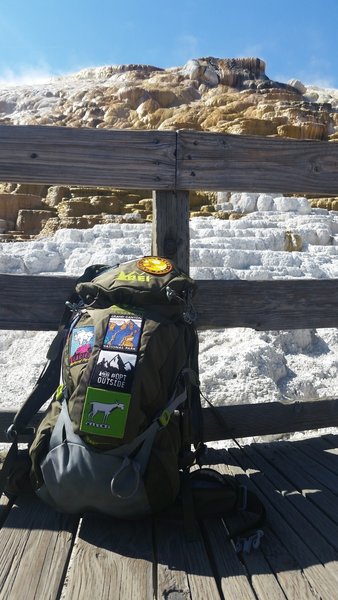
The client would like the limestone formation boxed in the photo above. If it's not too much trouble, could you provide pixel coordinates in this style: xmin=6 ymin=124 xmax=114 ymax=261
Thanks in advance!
xmin=0 ymin=56 xmax=338 ymax=239
xmin=44 ymin=186 xmax=71 ymax=208
xmin=0 ymin=194 xmax=43 ymax=222
xmin=16 ymin=209 xmax=56 ymax=235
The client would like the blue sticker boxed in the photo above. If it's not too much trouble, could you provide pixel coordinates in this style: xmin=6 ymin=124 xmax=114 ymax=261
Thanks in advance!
xmin=103 ymin=314 xmax=142 ymax=353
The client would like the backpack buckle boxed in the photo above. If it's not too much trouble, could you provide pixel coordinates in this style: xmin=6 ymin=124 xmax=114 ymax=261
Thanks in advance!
xmin=235 ymin=530 xmax=264 ymax=554
xmin=6 ymin=424 xmax=17 ymax=442
xmin=6 ymin=424 xmax=36 ymax=442
xmin=158 ymin=409 xmax=171 ymax=428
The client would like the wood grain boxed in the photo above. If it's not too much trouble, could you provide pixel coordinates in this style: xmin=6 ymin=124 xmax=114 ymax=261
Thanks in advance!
xmin=155 ymin=518 xmax=221 ymax=600
xmin=215 ymin=457 xmax=319 ymax=600
xmin=177 ymin=130 xmax=338 ymax=194
xmin=2 ymin=275 xmax=338 ymax=330
xmin=1 ymin=399 xmax=338 ymax=443
xmin=230 ymin=442 xmax=338 ymax=600
xmin=151 ymin=190 xmax=190 ymax=273
xmin=64 ymin=514 xmax=154 ymax=600
xmin=0 ymin=125 xmax=176 ymax=189
xmin=0 ymin=492 xmax=78 ymax=600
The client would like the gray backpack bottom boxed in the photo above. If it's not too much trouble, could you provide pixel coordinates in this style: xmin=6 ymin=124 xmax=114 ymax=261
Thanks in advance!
xmin=37 ymin=401 xmax=151 ymax=517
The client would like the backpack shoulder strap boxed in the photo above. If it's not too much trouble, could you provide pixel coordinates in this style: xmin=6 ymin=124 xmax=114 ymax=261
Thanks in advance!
xmin=179 ymin=327 xmax=206 ymax=468
xmin=0 ymin=266 xmax=111 ymax=498
xmin=6 ymin=263 xmax=110 ymax=442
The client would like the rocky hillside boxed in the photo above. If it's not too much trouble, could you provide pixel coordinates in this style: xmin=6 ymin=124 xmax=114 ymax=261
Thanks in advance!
xmin=0 ymin=57 xmax=337 ymax=240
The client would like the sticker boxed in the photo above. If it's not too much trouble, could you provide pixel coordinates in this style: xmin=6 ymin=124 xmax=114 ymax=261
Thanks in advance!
xmin=80 ymin=387 xmax=130 ymax=438
xmin=103 ymin=314 xmax=142 ymax=352
xmin=137 ymin=257 xmax=173 ymax=275
xmin=69 ymin=326 xmax=95 ymax=366
xmin=90 ymin=350 xmax=137 ymax=393
xmin=116 ymin=271 xmax=150 ymax=282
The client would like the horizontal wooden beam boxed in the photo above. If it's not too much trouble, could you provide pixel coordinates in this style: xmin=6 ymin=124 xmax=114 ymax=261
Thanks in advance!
xmin=177 ymin=130 xmax=338 ymax=194
xmin=1 ymin=125 xmax=338 ymax=195
xmin=0 ymin=125 xmax=176 ymax=189
xmin=196 ymin=279 xmax=338 ymax=329
xmin=1 ymin=399 xmax=337 ymax=443
xmin=1 ymin=274 xmax=338 ymax=331
xmin=202 ymin=399 xmax=338 ymax=441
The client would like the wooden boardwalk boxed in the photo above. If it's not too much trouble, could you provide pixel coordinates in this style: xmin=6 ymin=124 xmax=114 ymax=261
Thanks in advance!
xmin=1 ymin=432 xmax=337 ymax=600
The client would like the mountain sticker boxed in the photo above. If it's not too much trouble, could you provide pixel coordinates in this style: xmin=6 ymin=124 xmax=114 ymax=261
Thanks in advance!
xmin=103 ymin=314 xmax=142 ymax=353
xmin=90 ymin=349 xmax=137 ymax=393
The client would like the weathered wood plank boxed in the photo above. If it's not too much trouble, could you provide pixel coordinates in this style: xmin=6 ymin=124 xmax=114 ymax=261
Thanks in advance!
xmin=177 ymin=130 xmax=338 ymax=194
xmin=151 ymin=190 xmax=190 ymax=273
xmin=3 ymin=275 xmax=338 ymax=331
xmin=0 ymin=273 xmax=75 ymax=330
xmin=245 ymin=443 xmax=338 ymax=552
xmin=257 ymin=441 xmax=338 ymax=526
xmin=195 ymin=279 xmax=338 ymax=330
xmin=228 ymin=443 xmax=338 ymax=600
xmin=0 ymin=125 xmax=176 ymax=189
xmin=289 ymin=436 xmax=338 ymax=474
xmin=0 ymin=491 xmax=78 ymax=600
xmin=155 ymin=518 xmax=222 ymax=600
xmin=276 ymin=441 xmax=338 ymax=495
xmin=64 ymin=514 xmax=154 ymax=600
xmin=1 ymin=399 xmax=338 ymax=443
xmin=207 ymin=451 xmax=320 ymax=600
xmin=200 ymin=517 xmax=258 ymax=600
xmin=201 ymin=399 xmax=338 ymax=441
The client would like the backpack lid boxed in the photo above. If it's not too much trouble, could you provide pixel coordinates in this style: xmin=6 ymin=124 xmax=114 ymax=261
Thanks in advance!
xmin=76 ymin=256 xmax=197 ymax=312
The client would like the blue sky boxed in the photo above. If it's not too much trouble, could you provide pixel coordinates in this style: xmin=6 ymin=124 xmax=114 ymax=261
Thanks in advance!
xmin=1 ymin=0 xmax=338 ymax=88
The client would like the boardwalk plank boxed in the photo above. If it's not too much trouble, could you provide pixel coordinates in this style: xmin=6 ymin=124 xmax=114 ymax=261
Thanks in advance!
xmin=0 ymin=492 xmax=78 ymax=600
xmin=64 ymin=514 xmax=154 ymax=600
xmin=208 ymin=452 xmax=317 ymax=600
xmin=200 ymin=517 xmax=259 ymax=600
xmin=228 ymin=443 xmax=338 ymax=600
xmin=278 ymin=442 xmax=338 ymax=495
xmin=258 ymin=441 xmax=338 ymax=526
xmin=251 ymin=527 xmax=317 ymax=600
xmin=245 ymin=443 xmax=338 ymax=553
xmin=155 ymin=518 xmax=221 ymax=600
xmin=291 ymin=437 xmax=338 ymax=475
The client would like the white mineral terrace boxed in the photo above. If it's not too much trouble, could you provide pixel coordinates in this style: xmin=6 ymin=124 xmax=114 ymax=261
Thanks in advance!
xmin=2 ymin=193 xmax=338 ymax=445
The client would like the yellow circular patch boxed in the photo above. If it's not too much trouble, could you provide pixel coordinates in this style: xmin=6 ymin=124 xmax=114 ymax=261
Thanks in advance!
xmin=137 ymin=257 xmax=173 ymax=275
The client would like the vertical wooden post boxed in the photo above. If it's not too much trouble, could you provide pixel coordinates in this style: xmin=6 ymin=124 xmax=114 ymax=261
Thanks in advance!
xmin=151 ymin=190 xmax=190 ymax=274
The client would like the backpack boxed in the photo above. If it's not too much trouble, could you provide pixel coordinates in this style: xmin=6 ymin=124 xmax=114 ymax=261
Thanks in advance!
xmin=29 ymin=256 xmax=202 ymax=518
xmin=1 ymin=256 xmax=265 ymax=547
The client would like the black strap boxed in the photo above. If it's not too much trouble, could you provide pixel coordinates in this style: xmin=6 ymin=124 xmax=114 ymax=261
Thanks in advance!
xmin=8 ymin=331 xmax=64 ymax=440
xmin=225 ymin=487 xmax=266 ymax=544
xmin=5 ymin=263 xmax=101 ymax=440
xmin=0 ymin=441 xmax=18 ymax=498
xmin=181 ymin=469 xmax=199 ymax=542
xmin=190 ymin=328 xmax=204 ymax=448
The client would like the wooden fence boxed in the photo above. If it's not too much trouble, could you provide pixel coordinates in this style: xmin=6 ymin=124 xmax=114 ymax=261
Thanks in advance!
xmin=1 ymin=124 xmax=338 ymax=441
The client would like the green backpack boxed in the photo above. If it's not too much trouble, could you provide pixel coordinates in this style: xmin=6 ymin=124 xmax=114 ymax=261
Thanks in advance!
xmin=28 ymin=256 xmax=202 ymax=517
xmin=2 ymin=256 xmax=265 ymax=546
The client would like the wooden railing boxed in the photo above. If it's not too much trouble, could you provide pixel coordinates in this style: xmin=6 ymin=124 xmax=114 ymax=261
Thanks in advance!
xmin=1 ymin=124 xmax=338 ymax=442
